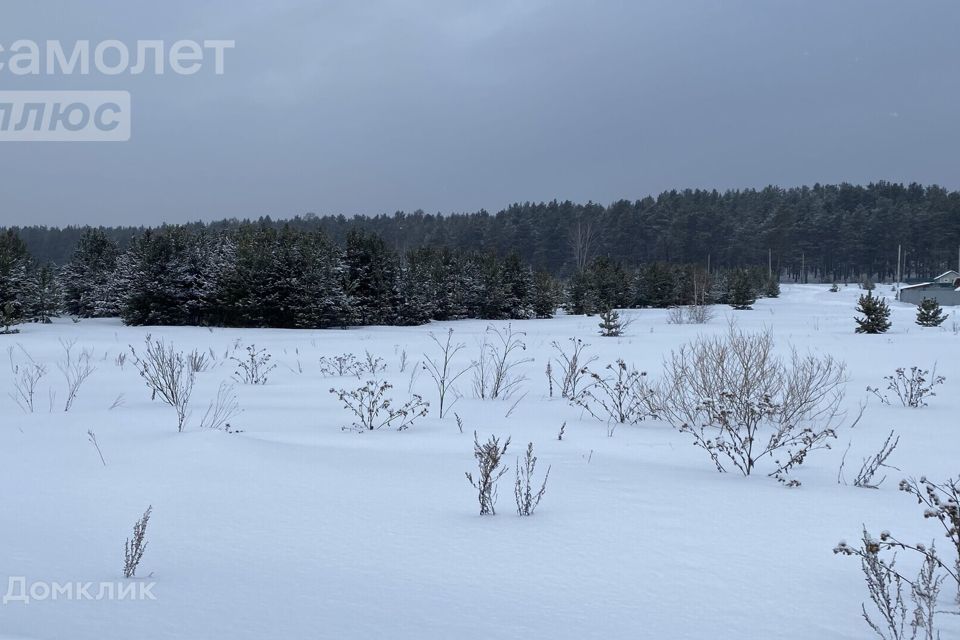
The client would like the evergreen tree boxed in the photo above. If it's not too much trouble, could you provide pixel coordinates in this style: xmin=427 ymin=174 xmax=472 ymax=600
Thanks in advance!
xmin=854 ymin=292 xmax=892 ymax=334
xmin=598 ymin=308 xmax=625 ymax=337
xmin=476 ymin=254 xmax=509 ymax=319
xmin=344 ymin=230 xmax=396 ymax=325
xmin=763 ymin=277 xmax=780 ymax=298
xmin=915 ymin=297 xmax=948 ymax=327
xmin=1 ymin=301 xmax=20 ymax=334
xmin=25 ymin=263 xmax=61 ymax=323
xmin=635 ymin=263 xmax=676 ymax=308
xmin=0 ymin=230 xmax=31 ymax=322
xmin=500 ymin=253 xmax=535 ymax=319
xmin=728 ymin=269 xmax=757 ymax=310
xmin=532 ymin=271 xmax=558 ymax=318
xmin=117 ymin=228 xmax=209 ymax=326
xmin=61 ymin=228 xmax=120 ymax=317
xmin=390 ymin=253 xmax=433 ymax=326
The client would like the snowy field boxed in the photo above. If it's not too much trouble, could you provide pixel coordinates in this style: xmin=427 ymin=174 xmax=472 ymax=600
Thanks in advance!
xmin=1 ymin=284 xmax=958 ymax=640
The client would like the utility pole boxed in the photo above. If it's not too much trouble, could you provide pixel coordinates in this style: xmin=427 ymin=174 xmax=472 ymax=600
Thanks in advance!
xmin=768 ymin=248 xmax=772 ymax=280
xmin=896 ymin=244 xmax=901 ymax=300
xmin=801 ymin=252 xmax=805 ymax=284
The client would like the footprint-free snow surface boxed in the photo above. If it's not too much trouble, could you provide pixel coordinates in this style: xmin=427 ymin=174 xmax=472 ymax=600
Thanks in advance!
xmin=1 ymin=284 xmax=958 ymax=639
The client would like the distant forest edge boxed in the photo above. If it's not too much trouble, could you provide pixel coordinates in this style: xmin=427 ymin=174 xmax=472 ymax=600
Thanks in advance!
xmin=7 ymin=182 xmax=960 ymax=282
xmin=0 ymin=221 xmax=777 ymax=329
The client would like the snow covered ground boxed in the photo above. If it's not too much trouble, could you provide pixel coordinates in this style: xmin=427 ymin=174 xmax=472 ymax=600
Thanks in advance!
xmin=1 ymin=284 xmax=958 ymax=639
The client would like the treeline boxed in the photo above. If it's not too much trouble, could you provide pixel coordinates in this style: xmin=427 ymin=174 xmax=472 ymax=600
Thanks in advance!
xmin=1 ymin=226 xmax=558 ymax=329
xmin=0 ymin=226 xmax=779 ymax=330
xmin=6 ymin=182 xmax=960 ymax=282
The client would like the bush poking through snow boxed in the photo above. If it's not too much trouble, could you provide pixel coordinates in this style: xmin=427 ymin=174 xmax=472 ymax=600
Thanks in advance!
xmin=57 ymin=338 xmax=95 ymax=412
xmin=87 ymin=429 xmax=106 ymax=466
xmin=838 ymin=430 xmax=901 ymax=489
xmin=123 ymin=506 xmax=152 ymax=579
xmin=330 ymin=379 xmax=429 ymax=431
xmin=358 ymin=350 xmax=387 ymax=378
xmin=550 ymin=338 xmax=597 ymax=401
xmin=515 ymin=442 xmax=550 ymax=516
xmin=550 ymin=338 xmax=597 ymax=400
xmin=653 ymin=325 xmax=851 ymax=482
xmin=898 ymin=477 xmax=960 ymax=600
xmin=7 ymin=346 xmax=46 ymax=414
xmin=422 ymin=328 xmax=471 ymax=418
xmin=187 ymin=349 xmax=212 ymax=373
xmin=837 ymin=534 xmax=945 ymax=639
xmin=231 ymin=344 xmax=276 ymax=385
xmin=473 ymin=324 xmax=532 ymax=400
xmin=200 ymin=382 xmax=241 ymax=431
xmin=855 ymin=292 xmax=892 ymax=334
xmin=129 ymin=335 xmax=195 ymax=432
xmin=867 ymin=367 xmax=945 ymax=408
xmin=465 ymin=431 xmax=511 ymax=515
xmin=834 ymin=530 xmax=943 ymax=640
xmin=318 ymin=353 xmax=359 ymax=377
xmin=573 ymin=360 xmax=653 ymax=425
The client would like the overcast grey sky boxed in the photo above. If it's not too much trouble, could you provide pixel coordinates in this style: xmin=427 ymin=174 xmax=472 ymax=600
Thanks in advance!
xmin=1 ymin=0 xmax=959 ymax=227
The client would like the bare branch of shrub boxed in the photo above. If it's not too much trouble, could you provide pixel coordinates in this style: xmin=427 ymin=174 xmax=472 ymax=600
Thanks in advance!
xmin=465 ymin=430 xmax=511 ymax=515
xmin=58 ymin=338 xmax=95 ymax=412
xmin=422 ymin=328 xmax=471 ymax=418
xmin=123 ymin=506 xmax=152 ymax=579
xmin=231 ymin=344 xmax=276 ymax=385
xmin=8 ymin=345 xmax=46 ymax=413
xmin=515 ymin=442 xmax=550 ymax=516
xmin=129 ymin=335 xmax=195 ymax=432
xmin=87 ymin=429 xmax=106 ymax=466
xmin=473 ymin=324 xmax=532 ymax=400
xmin=550 ymin=338 xmax=597 ymax=401
xmin=330 ymin=379 xmax=429 ymax=431
xmin=573 ymin=359 xmax=653 ymax=425
xmin=653 ymin=325 xmax=849 ymax=483
xmin=867 ymin=366 xmax=946 ymax=408
xmin=200 ymin=382 xmax=241 ymax=431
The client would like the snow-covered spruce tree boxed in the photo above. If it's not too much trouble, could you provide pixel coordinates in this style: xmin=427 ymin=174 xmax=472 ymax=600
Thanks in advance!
xmin=763 ymin=277 xmax=780 ymax=298
xmin=61 ymin=228 xmax=120 ymax=318
xmin=24 ymin=262 xmax=61 ymax=324
xmin=532 ymin=270 xmax=559 ymax=318
xmin=855 ymin=291 xmax=892 ymax=334
xmin=598 ymin=308 xmax=625 ymax=337
xmin=390 ymin=253 xmax=433 ymax=326
xmin=727 ymin=269 xmax=756 ymax=310
xmin=500 ymin=252 xmax=535 ymax=320
xmin=915 ymin=297 xmax=948 ymax=327
xmin=634 ymin=262 xmax=679 ymax=308
xmin=345 ymin=229 xmax=396 ymax=326
xmin=117 ymin=227 xmax=215 ymax=326
xmin=0 ymin=230 xmax=31 ymax=326
xmin=476 ymin=253 xmax=511 ymax=320
xmin=1 ymin=301 xmax=21 ymax=334
xmin=707 ymin=269 xmax=730 ymax=305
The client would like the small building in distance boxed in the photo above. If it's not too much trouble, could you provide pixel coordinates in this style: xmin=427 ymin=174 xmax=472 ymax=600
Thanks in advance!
xmin=899 ymin=270 xmax=960 ymax=306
